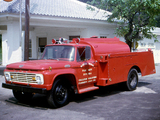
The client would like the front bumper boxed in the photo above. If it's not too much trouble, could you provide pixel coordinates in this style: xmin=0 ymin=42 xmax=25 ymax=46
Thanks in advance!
xmin=2 ymin=83 xmax=47 ymax=94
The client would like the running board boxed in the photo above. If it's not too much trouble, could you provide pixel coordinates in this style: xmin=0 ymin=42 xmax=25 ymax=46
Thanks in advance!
xmin=79 ymin=86 xmax=99 ymax=94
xmin=97 ymin=78 xmax=108 ymax=86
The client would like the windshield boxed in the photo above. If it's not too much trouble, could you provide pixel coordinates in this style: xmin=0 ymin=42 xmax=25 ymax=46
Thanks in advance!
xmin=41 ymin=46 xmax=75 ymax=61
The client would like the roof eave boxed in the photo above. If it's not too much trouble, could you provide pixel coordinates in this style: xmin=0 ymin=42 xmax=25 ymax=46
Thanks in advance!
xmin=0 ymin=12 xmax=117 ymax=27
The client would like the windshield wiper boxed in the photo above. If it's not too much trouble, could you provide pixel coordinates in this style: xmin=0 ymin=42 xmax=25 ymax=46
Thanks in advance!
xmin=47 ymin=58 xmax=59 ymax=61
xmin=80 ymin=48 xmax=86 ymax=58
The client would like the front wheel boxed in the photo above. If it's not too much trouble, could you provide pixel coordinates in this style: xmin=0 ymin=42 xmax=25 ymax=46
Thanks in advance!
xmin=126 ymin=69 xmax=138 ymax=91
xmin=47 ymin=79 xmax=69 ymax=108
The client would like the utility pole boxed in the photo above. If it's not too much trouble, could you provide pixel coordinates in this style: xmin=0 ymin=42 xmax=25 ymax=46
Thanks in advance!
xmin=24 ymin=0 xmax=30 ymax=61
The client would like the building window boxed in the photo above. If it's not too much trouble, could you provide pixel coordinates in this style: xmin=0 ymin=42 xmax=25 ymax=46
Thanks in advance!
xmin=100 ymin=36 xmax=107 ymax=38
xmin=38 ymin=38 xmax=47 ymax=59
xmin=140 ymin=43 xmax=146 ymax=47
xmin=69 ymin=36 xmax=80 ymax=40
xmin=29 ymin=39 xmax=32 ymax=57
xmin=148 ymin=43 xmax=154 ymax=47
xmin=39 ymin=38 xmax=47 ymax=53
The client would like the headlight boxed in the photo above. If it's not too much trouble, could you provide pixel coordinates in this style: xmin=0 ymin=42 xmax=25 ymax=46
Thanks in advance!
xmin=4 ymin=72 xmax=11 ymax=81
xmin=35 ymin=74 xmax=44 ymax=85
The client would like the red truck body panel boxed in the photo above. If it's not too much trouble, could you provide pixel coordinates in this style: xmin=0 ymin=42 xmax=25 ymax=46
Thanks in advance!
xmin=79 ymin=37 xmax=130 ymax=55
xmin=96 ymin=51 xmax=155 ymax=86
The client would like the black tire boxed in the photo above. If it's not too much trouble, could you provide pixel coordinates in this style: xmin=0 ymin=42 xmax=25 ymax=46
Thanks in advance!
xmin=12 ymin=90 xmax=34 ymax=102
xmin=47 ymin=79 xmax=69 ymax=108
xmin=126 ymin=69 xmax=138 ymax=91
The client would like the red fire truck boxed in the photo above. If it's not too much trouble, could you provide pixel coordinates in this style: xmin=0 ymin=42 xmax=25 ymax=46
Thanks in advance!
xmin=2 ymin=36 xmax=156 ymax=108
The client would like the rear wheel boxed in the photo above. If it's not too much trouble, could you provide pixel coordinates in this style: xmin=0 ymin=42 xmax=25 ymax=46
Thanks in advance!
xmin=12 ymin=90 xmax=34 ymax=102
xmin=126 ymin=69 xmax=138 ymax=91
xmin=47 ymin=79 xmax=69 ymax=108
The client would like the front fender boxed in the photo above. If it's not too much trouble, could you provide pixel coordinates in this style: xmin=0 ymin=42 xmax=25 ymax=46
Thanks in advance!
xmin=43 ymin=68 xmax=78 ymax=90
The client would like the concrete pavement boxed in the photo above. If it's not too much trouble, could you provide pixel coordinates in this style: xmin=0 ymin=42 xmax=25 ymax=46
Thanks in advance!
xmin=0 ymin=64 xmax=160 ymax=120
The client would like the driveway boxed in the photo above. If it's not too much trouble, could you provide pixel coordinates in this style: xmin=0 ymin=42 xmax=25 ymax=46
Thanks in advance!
xmin=0 ymin=65 xmax=160 ymax=120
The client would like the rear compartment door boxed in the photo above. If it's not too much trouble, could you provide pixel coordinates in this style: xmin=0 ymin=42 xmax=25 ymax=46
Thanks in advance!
xmin=108 ymin=54 xmax=125 ymax=84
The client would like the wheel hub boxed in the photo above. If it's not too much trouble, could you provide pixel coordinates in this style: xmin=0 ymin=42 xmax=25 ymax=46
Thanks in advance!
xmin=55 ymin=85 xmax=67 ymax=102
xmin=130 ymin=74 xmax=137 ymax=88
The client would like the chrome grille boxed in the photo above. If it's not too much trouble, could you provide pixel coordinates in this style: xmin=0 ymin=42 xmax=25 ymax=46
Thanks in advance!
xmin=10 ymin=72 xmax=37 ymax=84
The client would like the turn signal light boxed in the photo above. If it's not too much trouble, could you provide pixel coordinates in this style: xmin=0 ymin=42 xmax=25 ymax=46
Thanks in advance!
xmin=32 ymin=77 xmax=36 ymax=81
xmin=49 ymin=66 xmax=52 ymax=71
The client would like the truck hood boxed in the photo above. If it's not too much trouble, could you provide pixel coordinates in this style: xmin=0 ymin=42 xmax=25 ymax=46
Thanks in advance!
xmin=6 ymin=60 xmax=76 ymax=70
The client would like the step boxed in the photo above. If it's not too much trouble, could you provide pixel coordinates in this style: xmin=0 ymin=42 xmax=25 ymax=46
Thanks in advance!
xmin=97 ymin=78 xmax=108 ymax=86
xmin=79 ymin=86 xmax=99 ymax=94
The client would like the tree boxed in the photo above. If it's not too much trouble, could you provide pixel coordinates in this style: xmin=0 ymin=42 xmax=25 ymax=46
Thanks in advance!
xmin=87 ymin=0 xmax=160 ymax=50
xmin=155 ymin=14 xmax=160 ymax=27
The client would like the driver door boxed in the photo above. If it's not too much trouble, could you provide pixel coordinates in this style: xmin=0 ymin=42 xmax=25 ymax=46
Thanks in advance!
xmin=76 ymin=46 xmax=97 ymax=87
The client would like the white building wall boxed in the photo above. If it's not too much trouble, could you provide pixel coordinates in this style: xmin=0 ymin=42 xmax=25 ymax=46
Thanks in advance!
xmin=28 ymin=25 xmax=123 ymax=60
xmin=155 ymin=42 xmax=160 ymax=63
xmin=30 ymin=31 xmax=37 ymax=59
xmin=83 ymin=26 xmax=116 ymax=38
xmin=2 ymin=21 xmax=22 ymax=65
xmin=33 ymin=26 xmax=115 ymax=43
xmin=154 ymin=34 xmax=160 ymax=63
xmin=2 ymin=31 xmax=8 ymax=65
xmin=137 ymin=35 xmax=160 ymax=63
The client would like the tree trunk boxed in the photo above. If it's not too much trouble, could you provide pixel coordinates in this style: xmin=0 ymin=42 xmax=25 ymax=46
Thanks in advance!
xmin=125 ymin=38 xmax=132 ymax=52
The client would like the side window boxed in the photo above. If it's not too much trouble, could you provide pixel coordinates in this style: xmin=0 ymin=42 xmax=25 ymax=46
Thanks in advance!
xmin=77 ymin=46 xmax=91 ymax=61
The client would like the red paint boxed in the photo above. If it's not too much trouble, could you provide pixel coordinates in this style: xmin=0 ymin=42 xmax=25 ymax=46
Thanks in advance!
xmin=3 ymin=37 xmax=156 ymax=97
xmin=52 ymin=39 xmax=56 ymax=44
